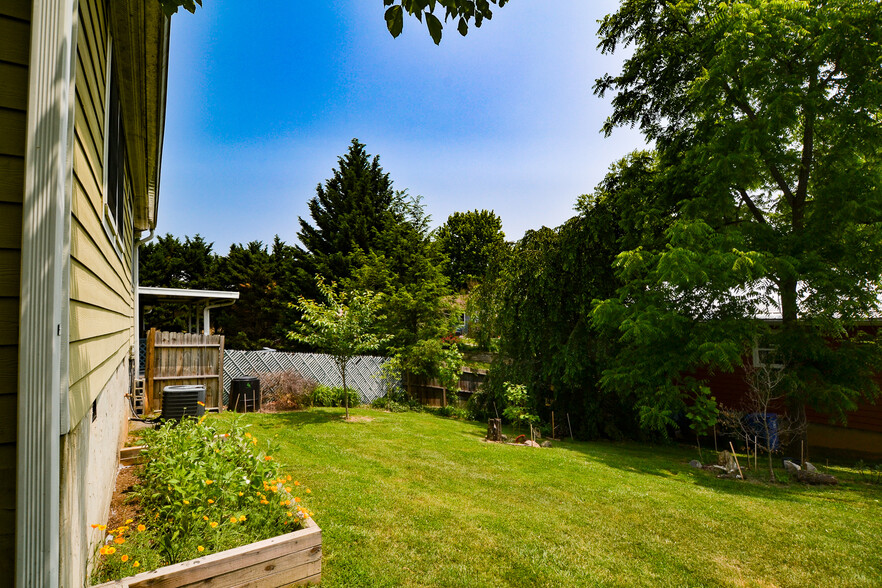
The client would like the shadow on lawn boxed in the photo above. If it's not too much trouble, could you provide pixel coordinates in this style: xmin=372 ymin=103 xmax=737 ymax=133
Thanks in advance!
xmin=234 ymin=409 xmax=340 ymax=430
xmin=552 ymin=438 xmax=882 ymax=504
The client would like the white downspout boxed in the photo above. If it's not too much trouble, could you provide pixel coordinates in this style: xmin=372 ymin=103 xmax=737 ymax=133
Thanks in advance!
xmin=203 ymin=299 xmax=237 ymax=335
xmin=133 ymin=229 xmax=155 ymax=376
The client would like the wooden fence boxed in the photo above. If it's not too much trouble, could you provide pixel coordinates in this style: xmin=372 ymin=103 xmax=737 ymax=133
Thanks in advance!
xmin=144 ymin=329 xmax=225 ymax=413
xmin=406 ymin=367 xmax=487 ymax=407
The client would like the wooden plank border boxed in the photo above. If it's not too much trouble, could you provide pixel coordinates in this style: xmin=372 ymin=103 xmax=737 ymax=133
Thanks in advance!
xmin=92 ymin=518 xmax=321 ymax=588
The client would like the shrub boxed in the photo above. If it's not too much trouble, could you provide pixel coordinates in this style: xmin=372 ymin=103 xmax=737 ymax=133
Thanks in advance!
xmin=311 ymin=384 xmax=361 ymax=408
xmin=91 ymin=416 xmax=313 ymax=582
xmin=258 ymin=371 xmax=318 ymax=411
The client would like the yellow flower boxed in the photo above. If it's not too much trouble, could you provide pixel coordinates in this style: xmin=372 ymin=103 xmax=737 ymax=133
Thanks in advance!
xmin=207 ymin=499 xmax=214 ymax=504
xmin=197 ymin=545 xmax=204 ymax=552
xmin=306 ymin=489 xmax=312 ymax=494
xmin=98 ymin=524 xmax=106 ymax=531
xmin=245 ymin=433 xmax=252 ymax=438
xmin=203 ymin=516 xmax=209 ymax=521
xmin=121 ymin=555 xmax=129 ymax=563
xmin=229 ymin=516 xmax=237 ymax=523
xmin=286 ymin=475 xmax=292 ymax=481
xmin=210 ymin=522 xmax=218 ymax=528
xmin=294 ymin=481 xmax=301 ymax=486
xmin=260 ymin=499 xmax=269 ymax=505
xmin=205 ymin=479 xmax=214 ymax=485
xmin=137 ymin=524 xmax=146 ymax=532
xmin=183 ymin=500 xmax=190 ymax=505
xmin=252 ymin=440 xmax=257 ymax=446
xmin=238 ymin=491 xmax=244 ymax=496
xmin=125 ymin=519 xmax=133 ymax=524
xmin=294 ymin=497 xmax=301 ymax=503
xmin=286 ymin=511 xmax=293 ymax=517
xmin=239 ymin=515 xmax=246 ymax=522
xmin=133 ymin=561 xmax=140 ymax=568
xmin=107 ymin=547 xmax=116 ymax=555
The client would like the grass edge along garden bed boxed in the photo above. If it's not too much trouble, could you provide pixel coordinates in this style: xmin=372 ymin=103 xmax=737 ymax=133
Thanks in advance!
xmin=92 ymin=516 xmax=321 ymax=587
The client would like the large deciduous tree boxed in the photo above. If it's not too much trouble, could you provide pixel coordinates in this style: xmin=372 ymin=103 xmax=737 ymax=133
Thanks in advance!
xmin=435 ymin=209 xmax=505 ymax=292
xmin=593 ymin=0 xmax=882 ymax=430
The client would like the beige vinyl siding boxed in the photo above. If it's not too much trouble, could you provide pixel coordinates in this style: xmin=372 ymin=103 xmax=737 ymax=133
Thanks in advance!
xmin=0 ymin=0 xmax=29 ymax=580
xmin=69 ymin=0 xmax=134 ymax=427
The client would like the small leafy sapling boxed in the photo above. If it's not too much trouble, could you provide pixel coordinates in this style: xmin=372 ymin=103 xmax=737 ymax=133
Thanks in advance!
xmin=685 ymin=386 xmax=718 ymax=463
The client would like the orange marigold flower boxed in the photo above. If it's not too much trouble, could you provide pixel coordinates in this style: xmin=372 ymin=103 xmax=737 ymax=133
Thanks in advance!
xmin=264 ymin=456 xmax=273 ymax=461
xmin=121 ymin=555 xmax=129 ymax=563
xmin=294 ymin=481 xmax=301 ymax=486
xmin=210 ymin=522 xmax=218 ymax=528
xmin=229 ymin=516 xmax=237 ymax=523
xmin=107 ymin=547 xmax=116 ymax=555
xmin=245 ymin=433 xmax=252 ymax=438
xmin=125 ymin=519 xmax=134 ymax=524
xmin=238 ymin=491 xmax=244 ymax=496
xmin=197 ymin=546 xmax=205 ymax=552
xmin=91 ymin=524 xmax=99 ymax=529
xmin=260 ymin=499 xmax=269 ymax=505
xmin=306 ymin=489 xmax=312 ymax=494
xmin=294 ymin=497 xmax=301 ymax=503
xmin=286 ymin=512 xmax=293 ymax=517
xmin=137 ymin=524 xmax=146 ymax=532
xmin=133 ymin=561 xmax=140 ymax=568
xmin=205 ymin=479 xmax=214 ymax=485
xmin=203 ymin=516 xmax=209 ymax=521
xmin=239 ymin=515 xmax=246 ymax=522
xmin=114 ymin=537 xmax=125 ymax=544
xmin=207 ymin=499 xmax=214 ymax=504
xmin=286 ymin=475 xmax=292 ymax=481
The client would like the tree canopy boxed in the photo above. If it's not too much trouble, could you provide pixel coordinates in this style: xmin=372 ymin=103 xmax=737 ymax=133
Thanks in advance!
xmin=435 ymin=209 xmax=505 ymax=292
xmin=592 ymin=0 xmax=882 ymax=429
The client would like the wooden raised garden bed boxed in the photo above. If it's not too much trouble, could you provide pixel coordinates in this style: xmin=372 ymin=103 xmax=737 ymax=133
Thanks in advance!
xmin=92 ymin=517 xmax=321 ymax=587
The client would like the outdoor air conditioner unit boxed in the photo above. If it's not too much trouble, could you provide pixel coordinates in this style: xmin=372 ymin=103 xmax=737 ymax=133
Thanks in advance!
xmin=161 ymin=385 xmax=206 ymax=421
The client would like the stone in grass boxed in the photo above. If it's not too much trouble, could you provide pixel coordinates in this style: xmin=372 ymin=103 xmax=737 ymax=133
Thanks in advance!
xmin=796 ymin=469 xmax=838 ymax=485
xmin=524 ymin=439 xmax=541 ymax=448
xmin=501 ymin=434 xmax=508 ymax=442
xmin=689 ymin=459 xmax=702 ymax=469
xmin=541 ymin=440 xmax=552 ymax=448
xmin=804 ymin=462 xmax=818 ymax=473
xmin=784 ymin=460 xmax=802 ymax=474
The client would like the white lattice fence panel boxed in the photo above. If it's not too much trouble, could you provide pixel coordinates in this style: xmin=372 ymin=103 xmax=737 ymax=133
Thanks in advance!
xmin=223 ymin=349 xmax=398 ymax=405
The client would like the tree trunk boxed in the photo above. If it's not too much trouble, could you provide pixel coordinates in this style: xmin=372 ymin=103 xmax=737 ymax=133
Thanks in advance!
xmin=342 ymin=363 xmax=349 ymax=420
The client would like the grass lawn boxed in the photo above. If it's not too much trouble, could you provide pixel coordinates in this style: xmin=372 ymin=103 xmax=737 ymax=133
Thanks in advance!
xmin=213 ymin=408 xmax=882 ymax=587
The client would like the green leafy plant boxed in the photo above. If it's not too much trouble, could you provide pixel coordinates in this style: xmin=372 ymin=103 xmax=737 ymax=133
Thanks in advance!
xmin=289 ymin=276 xmax=389 ymax=419
xmin=91 ymin=416 xmax=313 ymax=582
xmin=311 ymin=385 xmax=361 ymax=408
xmin=854 ymin=460 xmax=882 ymax=485
xmin=501 ymin=382 xmax=538 ymax=430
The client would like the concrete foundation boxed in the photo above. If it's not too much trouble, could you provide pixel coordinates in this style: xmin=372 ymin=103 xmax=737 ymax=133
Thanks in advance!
xmin=59 ymin=359 xmax=130 ymax=588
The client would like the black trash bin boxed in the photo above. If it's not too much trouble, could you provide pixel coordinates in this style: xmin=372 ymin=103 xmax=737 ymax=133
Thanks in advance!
xmin=229 ymin=376 xmax=260 ymax=413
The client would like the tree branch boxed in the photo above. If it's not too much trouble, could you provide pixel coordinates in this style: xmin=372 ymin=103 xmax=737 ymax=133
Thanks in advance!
xmin=737 ymin=188 xmax=768 ymax=225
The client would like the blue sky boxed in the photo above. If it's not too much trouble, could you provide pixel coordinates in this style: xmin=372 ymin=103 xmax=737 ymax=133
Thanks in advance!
xmin=157 ymin=1 xmax=648 ymax=253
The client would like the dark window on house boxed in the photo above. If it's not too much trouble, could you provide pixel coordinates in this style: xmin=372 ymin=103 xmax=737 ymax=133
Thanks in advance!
xmin=105 ymin=57 xmax=126 ymax=237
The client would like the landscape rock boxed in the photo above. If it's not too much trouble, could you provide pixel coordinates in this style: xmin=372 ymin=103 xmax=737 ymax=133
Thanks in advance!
xmin=541 ymin=441 xmax=552 ymax=448
xmin=524 ymin=440 xmax=540 ymax=448
xmin=708 ymin=465 xmax=729 ymax=474
xmin=784 ymin=460 xmax=801 ymax=474
xmin=501 ymin=434 xmax=508 ymax=442
xmin=804 ymin=462 xmax=818 ymax=473
xmin=796 ymin=470 xmax=838 ymax=485
xmin=689 ymin=460 xmax=702 ymax=469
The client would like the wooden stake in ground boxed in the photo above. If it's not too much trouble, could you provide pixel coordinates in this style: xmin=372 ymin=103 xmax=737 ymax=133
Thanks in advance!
xmin=567 ymin=413 xmax=574 ymax=441
xmin=754 ymin=436 xmax=758 ymax=471
xmin=713 ymin=425 xmax=718 ymax=452
xmin=729 ymin=442 xmax=744 ymax=480
xmin=551 ymin=411 xmax=555 ymax=440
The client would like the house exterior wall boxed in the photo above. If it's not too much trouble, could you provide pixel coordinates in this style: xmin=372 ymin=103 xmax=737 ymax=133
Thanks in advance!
xmin=59 ymin=359 xmax=129 ymax=588
xmin=69 ymin=0 xmax=134 ymax=428
xmin=0 ymin=0 xmax=30 ymax=581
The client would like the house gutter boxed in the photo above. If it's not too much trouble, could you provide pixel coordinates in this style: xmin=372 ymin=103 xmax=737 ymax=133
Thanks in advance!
xmin=17 ymin=0 xmax=78 ymax=586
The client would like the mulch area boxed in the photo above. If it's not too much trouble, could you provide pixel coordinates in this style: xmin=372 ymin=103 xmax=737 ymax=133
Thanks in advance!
xmin=106 ymin=464 xmax=143 ymax=531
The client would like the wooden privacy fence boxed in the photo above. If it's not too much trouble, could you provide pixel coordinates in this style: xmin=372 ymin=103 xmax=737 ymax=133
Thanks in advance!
xmin=144 ymin=329 xmax=225 ymax=412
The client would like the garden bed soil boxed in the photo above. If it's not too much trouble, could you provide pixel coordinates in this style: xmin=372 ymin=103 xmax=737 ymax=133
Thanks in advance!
xmin=106 ymin=465 xmax=142 ymax=533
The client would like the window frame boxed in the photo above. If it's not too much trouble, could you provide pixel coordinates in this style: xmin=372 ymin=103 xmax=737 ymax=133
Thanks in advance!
xmin=102 ymin=36 xmax=130 ymax=259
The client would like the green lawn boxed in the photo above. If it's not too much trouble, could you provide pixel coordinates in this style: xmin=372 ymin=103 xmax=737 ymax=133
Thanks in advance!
xmin=214 ymin=409 xmax=882 ymax=587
